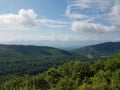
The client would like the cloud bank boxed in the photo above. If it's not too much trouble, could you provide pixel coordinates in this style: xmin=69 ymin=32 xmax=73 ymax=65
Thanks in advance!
xmin=0 ymin=9 xmax=67 ymax=30
xmin=67 ymin=0 xmax=120 ymax=33
xmin=39 ymin=18 xmax=67 ymax=28
xmin=71 ymin=21 xmax=118 ymax=33
xmin=108 ymin=0 xmax=120 ymax=25
xmin=0 ymin=9 xmax=38 ymax=30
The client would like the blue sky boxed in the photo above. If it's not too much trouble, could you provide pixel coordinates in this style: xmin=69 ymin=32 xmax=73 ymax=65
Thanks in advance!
xmin=0 ymin=0 xmax=120 ymax=43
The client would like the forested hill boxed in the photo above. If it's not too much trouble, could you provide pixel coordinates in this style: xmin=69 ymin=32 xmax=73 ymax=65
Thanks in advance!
xmin=72 ymin=42 xmax=120 ymax=59
xmin=0 ymin=44 xmax=84 ymax=83
xmin=1 ymin=42 xmax=120 ymax=87
xmin=0 ymin=44 xmax=72 ymax=56
xmin=1 ymin=53 xmax=120 ymax=90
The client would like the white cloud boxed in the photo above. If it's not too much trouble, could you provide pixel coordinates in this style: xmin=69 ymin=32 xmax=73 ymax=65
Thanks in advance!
xmin=66 ymin=0 xmax=120 ymax=33
xmin=0 ymin=9 xmax=39 ymax=30
xmin=66 ymin=0 xmax=115 ymax=21
xmin=0 ymin=9 xmax=68 ymax=30
xmin=65 ymin=6 xmax=89 ymax=19
xmin=108 ymin=0 xmax=120 ymax=25
xmin=68 ymin=0 xmax=114 ymax=11
xmin=98 ymin=0 xmax=114 ymax=11
xmin=67 ymin=0 xmax=94 ymax=9
xmin=39 ymin=18 xmax=68 ymax=28
xmin=71 ymin=21 xmax=118 ymax=33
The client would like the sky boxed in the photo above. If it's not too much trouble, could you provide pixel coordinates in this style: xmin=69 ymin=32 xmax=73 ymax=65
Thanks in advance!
xmin=0 ymin=0 xmax=120 ymax=43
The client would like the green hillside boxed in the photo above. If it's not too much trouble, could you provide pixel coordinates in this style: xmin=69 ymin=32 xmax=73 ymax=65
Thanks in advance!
xmin=1 ymin=53 xmax=120 ymax=90
xmin=1 ymin=42 xmax=120 ymax=87
xmin=0 ymin=44 xmax=87 ymax=83
xmin=72 ymin=42 xmax=120 ymax=59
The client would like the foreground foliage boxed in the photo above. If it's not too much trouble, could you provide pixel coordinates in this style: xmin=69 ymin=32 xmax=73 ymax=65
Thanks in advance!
xmin=1 ymin=53 xmax=120 ymax=90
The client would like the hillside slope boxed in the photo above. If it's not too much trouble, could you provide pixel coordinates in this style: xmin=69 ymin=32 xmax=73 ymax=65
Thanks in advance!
xmin=0 ymin=44 xmax=81 ymax=83
xmin=0 ymin=44 xmax=73 ymax=57
xmin=72 ymin=42 xmax=120 ymax=59
xmin=2 ymin=53 xmax=120 ymax=90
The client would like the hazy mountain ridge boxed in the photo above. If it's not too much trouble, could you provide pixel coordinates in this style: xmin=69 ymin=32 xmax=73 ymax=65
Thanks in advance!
xmin=0 ymin=44 xmax=73 ymax=56
xmin=4 ymin=40 xmax=102 ymax=50
xmin=72 ymin=42 xmax=120 ymax=59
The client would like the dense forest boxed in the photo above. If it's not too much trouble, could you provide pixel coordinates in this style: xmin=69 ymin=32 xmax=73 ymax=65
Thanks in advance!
xmin=1 ymin=53 xmax=120 ymax=90
xmin=0 ymin=42 xmax=120 ymax=90
xmin=0 ymin=44 xmax=86 ymax=84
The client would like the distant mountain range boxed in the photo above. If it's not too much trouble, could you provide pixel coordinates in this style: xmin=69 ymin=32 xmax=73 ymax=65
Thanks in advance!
xmin=72 ymin=42 xmax=120 ymax=59
xmin=0 ymin=44 xmax=72 ymax=56
xmin=3 ymin=40 xmax=103 ymax=50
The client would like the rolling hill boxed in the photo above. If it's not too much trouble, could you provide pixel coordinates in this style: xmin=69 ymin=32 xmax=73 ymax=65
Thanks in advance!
xmin=0 ymin=44 xmax=72 ymax=57
xmin=0 ymin=44 xmax=86 ymax=83
xmin=72 ymin=42 xmax=120 ymax=59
